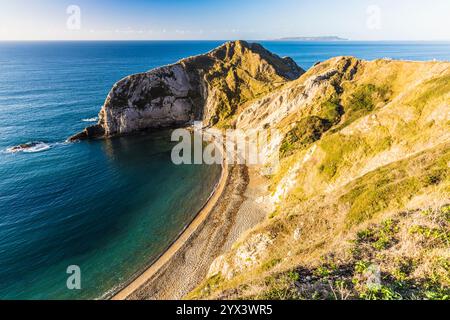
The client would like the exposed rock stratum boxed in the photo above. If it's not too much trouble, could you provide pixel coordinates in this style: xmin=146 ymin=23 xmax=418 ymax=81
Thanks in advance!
xmin=70 ymin=41 xmax=304 ymax=140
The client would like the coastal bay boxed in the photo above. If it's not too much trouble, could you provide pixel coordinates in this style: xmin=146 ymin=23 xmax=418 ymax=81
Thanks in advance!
xmin=114 ymin=165 xmax=272 ymax=300
xmin=1 ymin=41 xmax=449 ymax=299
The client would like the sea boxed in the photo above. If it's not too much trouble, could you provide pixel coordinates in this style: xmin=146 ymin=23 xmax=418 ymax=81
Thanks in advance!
xmin=0 ymin=40 xmax=449 ymax=299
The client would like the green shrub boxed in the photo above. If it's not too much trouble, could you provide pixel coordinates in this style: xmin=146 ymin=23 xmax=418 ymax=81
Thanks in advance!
xmin=339 ymin=83 xmax=392 ymax=128
xmin=355 ymin=260 xmax=371 ymax=274
xmin=409 ymin=225 xmax=450 ymax=244
xmin=287 ymin=271 xmax=300 ymax=282
xmin=359 ymin=285 xmax=402 ymax=300
xmin=280 ymin=116 xmax=332 ymax=157
xmin=318 ymin=99 xmax=344 ymax=125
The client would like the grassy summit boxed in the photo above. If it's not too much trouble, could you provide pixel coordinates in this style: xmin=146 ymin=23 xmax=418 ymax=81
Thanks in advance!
xmin=182 ymin=40 xmax=305 ymax=126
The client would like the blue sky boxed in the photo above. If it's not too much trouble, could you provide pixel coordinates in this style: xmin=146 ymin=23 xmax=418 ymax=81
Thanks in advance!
xmin=0 ymin=0 xmax=449 ymax=40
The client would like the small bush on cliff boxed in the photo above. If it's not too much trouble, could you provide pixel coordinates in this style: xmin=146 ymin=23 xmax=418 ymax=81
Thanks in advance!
xmin=280 ymin=116 xmax=332 ymax=157
xmin=340 ymin=83 xmax=392 ymax=128
xmin=317 ymin=99 xmax=344 ymax=125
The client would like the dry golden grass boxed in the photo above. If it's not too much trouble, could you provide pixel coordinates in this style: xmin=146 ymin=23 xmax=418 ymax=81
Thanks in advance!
xmin=189 ymin=57 xmax=450 ymax=300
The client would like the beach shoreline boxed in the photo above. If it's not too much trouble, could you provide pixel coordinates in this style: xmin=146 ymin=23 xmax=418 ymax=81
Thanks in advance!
xmin=111 ymin=159 xmax=270 ymax=300
xmin=111 ymin=152 xmax=229 ymax=300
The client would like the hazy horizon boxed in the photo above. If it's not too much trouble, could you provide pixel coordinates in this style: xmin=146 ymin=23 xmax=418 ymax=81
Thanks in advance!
xmin=1 ymin=39 xmax=450 ymax=43
xmin=1 ymin=0 xmax=449 ymax=41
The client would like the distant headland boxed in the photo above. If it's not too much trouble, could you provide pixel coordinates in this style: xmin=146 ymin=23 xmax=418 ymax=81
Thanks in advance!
xmin=275 ymin=36 xmax=348 ymax=41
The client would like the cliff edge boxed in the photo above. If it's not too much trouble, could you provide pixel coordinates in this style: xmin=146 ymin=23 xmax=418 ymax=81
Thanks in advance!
xmin=190 ymin=56 xmax=450 ymax=300
xmin=69 ymin=41 xmax=450 ymax=300
xmin=70 ymin=41 xmax=304 ymax=141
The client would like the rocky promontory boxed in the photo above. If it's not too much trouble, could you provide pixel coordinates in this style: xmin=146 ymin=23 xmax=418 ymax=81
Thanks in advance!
xmin=69 ymin=40 xmax=450 ymax=300
xmin=70 ymin=41 xmax=304 ymax=141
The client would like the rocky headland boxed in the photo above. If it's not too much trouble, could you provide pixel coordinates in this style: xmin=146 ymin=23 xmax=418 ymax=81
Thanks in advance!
xmin=70 ymin=40 xmax=304 ymax=141
xmin=75 ymin=41 xmax=449 ymax=300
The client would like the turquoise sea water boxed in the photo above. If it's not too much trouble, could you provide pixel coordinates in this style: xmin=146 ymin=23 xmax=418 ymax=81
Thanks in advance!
xmin=0 ymin=41 xmax=449 ymax=299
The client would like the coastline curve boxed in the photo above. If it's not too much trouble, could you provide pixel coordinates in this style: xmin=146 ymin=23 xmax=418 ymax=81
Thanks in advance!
xmin=111 ymin=144 xmax=228 ymax=300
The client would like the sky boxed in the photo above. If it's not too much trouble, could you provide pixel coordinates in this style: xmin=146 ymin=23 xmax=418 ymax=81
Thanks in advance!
xmin=0 ymin=0 xmax=449 ymax=41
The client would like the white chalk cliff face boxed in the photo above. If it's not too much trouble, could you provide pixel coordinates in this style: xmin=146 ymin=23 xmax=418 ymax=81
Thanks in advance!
xmin=99 ymin=64 xmax=198 ymax=136
xmin=70 ymin=41 xmax=304 ymax=140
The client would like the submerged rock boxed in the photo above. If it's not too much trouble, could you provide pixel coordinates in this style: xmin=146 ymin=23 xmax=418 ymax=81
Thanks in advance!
xmin=6 ymin=142 xmax=51 ymax=153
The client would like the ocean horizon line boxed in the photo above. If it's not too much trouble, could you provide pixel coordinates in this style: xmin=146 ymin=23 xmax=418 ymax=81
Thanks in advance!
xmin=1 ymin=39 xmax=450 ymax=43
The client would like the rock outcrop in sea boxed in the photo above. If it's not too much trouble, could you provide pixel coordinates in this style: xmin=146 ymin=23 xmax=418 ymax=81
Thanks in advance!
xmin=70 ymin=41 xmax=304 ymax=141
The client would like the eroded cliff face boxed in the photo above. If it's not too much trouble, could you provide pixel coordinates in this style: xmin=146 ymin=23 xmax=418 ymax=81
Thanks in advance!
xmin=69 ymin=41 xmax=450 ymax=299
xmin=189 ymin=57 xmax=450 ymax=300
xmin=98 ymin=64 xmax=199 ymax=137
xmin=70 ymin=41 xmax=304 ymax=140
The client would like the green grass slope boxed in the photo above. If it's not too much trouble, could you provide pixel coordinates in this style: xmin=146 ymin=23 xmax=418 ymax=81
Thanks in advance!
xmin=189 ymin=57 xmax=450 ymax=300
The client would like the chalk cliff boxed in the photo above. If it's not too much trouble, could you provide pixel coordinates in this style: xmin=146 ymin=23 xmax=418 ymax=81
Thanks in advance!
xmin=70 ymin=41 xmax=450 ymax=300
xmin=70 ymin=41 xmax=304 ymax=140
xmin=190 ymin=56 xmax=450 ymax=300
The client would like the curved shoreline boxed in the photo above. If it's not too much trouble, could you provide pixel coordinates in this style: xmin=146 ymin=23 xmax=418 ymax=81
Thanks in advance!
xmin=111 ymin=155 xmax=229 ymax=300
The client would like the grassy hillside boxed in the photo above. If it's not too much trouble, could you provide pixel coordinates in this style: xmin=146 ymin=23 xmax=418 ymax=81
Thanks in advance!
xmin=183 ymin=40 xmax=305 ymax=127
xmin=189 ymin=57 xmax=450 ymax=300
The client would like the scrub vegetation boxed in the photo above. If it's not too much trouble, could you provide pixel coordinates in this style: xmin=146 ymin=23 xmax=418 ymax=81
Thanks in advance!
xmin=189 ymin=55 xmax=450 ymax=301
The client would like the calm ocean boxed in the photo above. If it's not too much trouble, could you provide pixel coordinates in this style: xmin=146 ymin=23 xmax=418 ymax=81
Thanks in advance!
xmin=0 ymin=41 xmax=449 ymax=299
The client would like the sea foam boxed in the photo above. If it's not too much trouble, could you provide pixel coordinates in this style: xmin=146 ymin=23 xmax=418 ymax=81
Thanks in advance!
xmin=82 ymin=117 xmax=98 ymax=123
xmin=5 ymin=142 xmax=52 ymax=154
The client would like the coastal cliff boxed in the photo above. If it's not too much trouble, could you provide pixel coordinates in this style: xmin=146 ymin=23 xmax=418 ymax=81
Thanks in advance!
xmin=190 ymin=56 xmax=450 ymax=300
xmin=76 ymin=41 xmax=449 ymax=300
xmin=70 ymin=41 xmax=304 ymax=140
